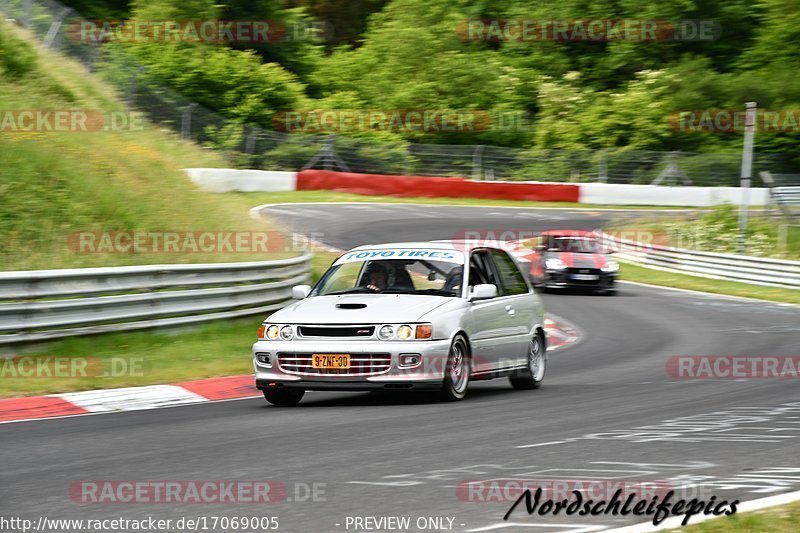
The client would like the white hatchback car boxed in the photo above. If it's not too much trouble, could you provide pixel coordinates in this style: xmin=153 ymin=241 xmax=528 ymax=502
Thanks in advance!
xmin=253 ymin=241 xmax=546 ymax=405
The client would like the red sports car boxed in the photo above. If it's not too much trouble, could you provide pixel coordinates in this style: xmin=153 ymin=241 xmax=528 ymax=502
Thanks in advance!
xmin=522 ymin=230 xmax=618 ymax=294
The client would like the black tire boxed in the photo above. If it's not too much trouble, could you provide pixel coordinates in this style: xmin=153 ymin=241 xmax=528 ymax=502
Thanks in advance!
xmin=263 ymin=388 xmax=305 ymax=406
xmin=510 ymin=332 xmax=546 ymax=390
xmin=440 ymin=335 xmax=470 ymax=401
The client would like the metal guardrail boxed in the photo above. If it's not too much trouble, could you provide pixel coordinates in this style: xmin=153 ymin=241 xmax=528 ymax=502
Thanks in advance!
xmin=603 ymin=235 xmax=800 ymax=289
xmin=0 ymin=254 xmax=311 ymax=344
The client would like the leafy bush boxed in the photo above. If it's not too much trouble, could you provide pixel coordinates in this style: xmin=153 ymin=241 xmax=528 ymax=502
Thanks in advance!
xmin=663 ymin=204 xmax=779 ymax=257
xmin=0 ymin=24 xmax=38 ymax=77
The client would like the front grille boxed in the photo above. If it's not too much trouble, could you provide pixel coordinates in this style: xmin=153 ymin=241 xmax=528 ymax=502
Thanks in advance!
xmin=277 ymin=353 xmax=392 ymax=376
xmin=565 ymin=267 xmax=603 ymax=284
xmin=298 ymin=325 xmax=375 ymax=338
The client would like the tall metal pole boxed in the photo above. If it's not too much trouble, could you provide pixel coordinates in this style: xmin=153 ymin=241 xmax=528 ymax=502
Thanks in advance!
xmin=738 ymin=102 xmax=757 ymax=253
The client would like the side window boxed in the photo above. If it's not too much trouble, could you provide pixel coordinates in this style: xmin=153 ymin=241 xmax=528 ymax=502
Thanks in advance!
xmin=491 ymin=251 xmax=529 ymax=295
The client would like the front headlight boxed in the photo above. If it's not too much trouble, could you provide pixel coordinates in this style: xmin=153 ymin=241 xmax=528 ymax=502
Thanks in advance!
xmin=266 ymin=325 xmax=280 ymax=340
xmin=377 ymin=323 xmax=432 ymax=340
xmin=378 ymin=325 xmax=395 ymax=340
xmin=602 ymin=260 xmax=619 ymax=273
xmin=545 ymin=258 xmax=567 ymax=270
xmin=396 ymin=325 xmax=413 ymax=340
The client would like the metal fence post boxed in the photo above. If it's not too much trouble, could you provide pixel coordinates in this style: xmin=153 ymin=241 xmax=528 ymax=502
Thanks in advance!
xmin=125 ymin=67 xmax=144 ymax=106
xmin=738 ymin=102 xmax=757 ymax=253
xmin=42 ymin=8 xmax=69 ymax=49
xmin=181 ymin=103 xmax=197 ymax=140
xmin=245 ymin=127 xmax=257 ymax=155
xmin=653 ymin=151 xmax=691 ymax=185
xmin=570 ymin=152 xmax=580 ymax=182
xmin=23 ymin=0 xmax=33 ymax=28
xmin=598 ymin=149 xmax=608 ymax=182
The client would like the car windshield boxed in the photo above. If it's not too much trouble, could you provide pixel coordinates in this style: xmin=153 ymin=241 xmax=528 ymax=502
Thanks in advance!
xmin=547 ymin=237 xmax=604 ymax=253
xmin=312 ymin=256 xmax=464 ymax=297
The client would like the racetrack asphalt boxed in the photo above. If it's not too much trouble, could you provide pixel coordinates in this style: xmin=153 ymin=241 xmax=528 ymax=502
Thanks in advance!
xmin=2 ymin=203 xmax=798 ymax=533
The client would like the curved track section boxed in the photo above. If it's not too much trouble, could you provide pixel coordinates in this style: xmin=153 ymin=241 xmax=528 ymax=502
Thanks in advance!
xmin=2 ymin=203 xmax=798 ymax=532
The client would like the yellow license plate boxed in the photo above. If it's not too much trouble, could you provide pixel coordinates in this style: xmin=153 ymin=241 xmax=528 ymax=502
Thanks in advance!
xmin=312 ymin=354 xmax=351 ymax=369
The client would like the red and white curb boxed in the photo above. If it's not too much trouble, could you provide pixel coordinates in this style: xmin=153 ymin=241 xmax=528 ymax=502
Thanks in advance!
xmin=0 ymin=318 xmax=580 ymax=425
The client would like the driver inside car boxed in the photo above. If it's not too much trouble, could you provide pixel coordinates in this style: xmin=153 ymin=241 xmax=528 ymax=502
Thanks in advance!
xmin=364 ymin=263 xmax=388 ymax=292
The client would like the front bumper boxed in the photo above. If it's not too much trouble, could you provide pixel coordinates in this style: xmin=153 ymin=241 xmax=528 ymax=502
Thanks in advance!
xmin=544 ymin=269 xmax=616 ymax=290
xmin=252 ymin=338 xmax=452 ymax=391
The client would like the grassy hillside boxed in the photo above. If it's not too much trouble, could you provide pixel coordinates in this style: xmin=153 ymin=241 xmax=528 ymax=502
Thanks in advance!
xmin=0 ymin=20 xmax=287 ymax=271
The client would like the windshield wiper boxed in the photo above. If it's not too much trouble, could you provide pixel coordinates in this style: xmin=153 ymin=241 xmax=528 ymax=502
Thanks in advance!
xmin=326 ymin=287 xmax=375 ymax=295
xmin=381 ymin=288 xmax=456 ymax=296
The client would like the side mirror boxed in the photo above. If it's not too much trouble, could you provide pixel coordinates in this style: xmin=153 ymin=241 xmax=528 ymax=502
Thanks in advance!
xmin=291 ymin=285 xmax=311 ymax=299
xmin=469 ymin=283 xmax=498 ymax=301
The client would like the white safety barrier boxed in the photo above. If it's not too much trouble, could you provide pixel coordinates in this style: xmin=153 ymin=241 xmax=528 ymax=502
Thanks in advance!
xmin=186 ymin=168 xmax=297 ymax=193
xmin=580 ymin=182 xmax=770 ymax=206
xmin=603 ymin=234 xmax=800 ymax=289
xmin=187 ymin=168 xmax=771 ymax=207
xmin=0 ymin=254 xmax=311 ymax=344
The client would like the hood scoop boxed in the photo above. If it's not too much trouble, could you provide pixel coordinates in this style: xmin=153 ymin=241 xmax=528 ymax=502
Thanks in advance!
xmin=336 ymin=303 xmax=367 ymax=309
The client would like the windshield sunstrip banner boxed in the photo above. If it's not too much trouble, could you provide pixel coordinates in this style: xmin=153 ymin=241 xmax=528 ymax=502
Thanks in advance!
xmin=335 ymin=249 xmax=464 ymax=265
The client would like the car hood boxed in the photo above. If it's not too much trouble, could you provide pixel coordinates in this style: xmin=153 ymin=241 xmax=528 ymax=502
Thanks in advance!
xmin=268 ymin=294 xmax=454 ymax=324
xmin=546 ymin=251 xmax=609 ymax=268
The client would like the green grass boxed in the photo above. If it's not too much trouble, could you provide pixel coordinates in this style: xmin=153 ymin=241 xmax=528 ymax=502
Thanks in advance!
xmin=0 ymin=21 xmax=289 ymax=271
xmin=672 ymin=500 xmax=800 ymax=532
xmin=242 ymin=190 xmax=700 ymax=210
xmin=619 ymin=262 xmax=800 ymax=305
xmin=0 ymin=319 xmax=257 ymax=398
xmin=605 ymin=207 xmax=800 ymax=260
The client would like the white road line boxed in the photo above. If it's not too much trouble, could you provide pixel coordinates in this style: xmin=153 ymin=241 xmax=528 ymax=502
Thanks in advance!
xmin=515 ymin=441 xmax=569 ymax=449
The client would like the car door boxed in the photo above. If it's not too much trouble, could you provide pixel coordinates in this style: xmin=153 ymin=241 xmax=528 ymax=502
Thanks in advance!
xmin=466 ymin=250 xmax=521 ymax=373
xmin=490 ymin=249 xmax=540 ymax=365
